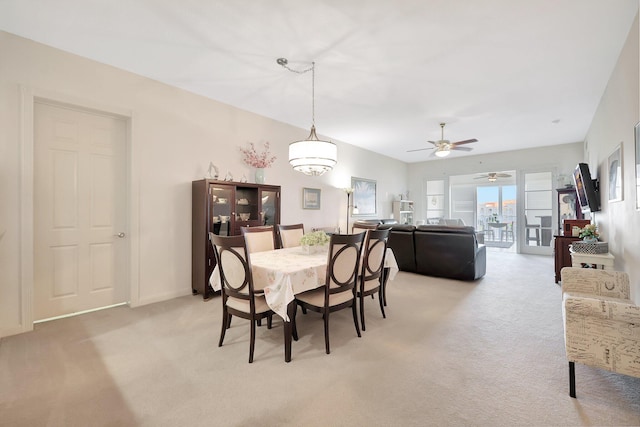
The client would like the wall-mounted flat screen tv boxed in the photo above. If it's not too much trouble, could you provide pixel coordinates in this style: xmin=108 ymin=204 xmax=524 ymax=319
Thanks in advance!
xmin=573 ymin=163 xmax=600 ymax=213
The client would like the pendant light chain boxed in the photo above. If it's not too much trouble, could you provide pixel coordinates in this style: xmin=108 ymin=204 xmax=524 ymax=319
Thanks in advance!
xmin=311 ymin=62 xmax=315 ymax=128
xmin=277 ymin=58 xmax=315 ymax=127
xmin=279 ymin=57 xmax=337 ymax=176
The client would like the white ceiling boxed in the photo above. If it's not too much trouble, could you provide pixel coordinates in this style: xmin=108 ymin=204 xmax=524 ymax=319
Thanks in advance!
xmin=1 ymin=1 xmax=637 ymax=163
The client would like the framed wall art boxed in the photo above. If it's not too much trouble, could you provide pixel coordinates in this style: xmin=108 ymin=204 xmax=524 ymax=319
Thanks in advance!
xmin=302 ymin=187 xmax=321 ymax=209
xmin=351 ymin=177 xmax=377 ymax=215
xmin=608 ymin=143 xmax=623 ymax=203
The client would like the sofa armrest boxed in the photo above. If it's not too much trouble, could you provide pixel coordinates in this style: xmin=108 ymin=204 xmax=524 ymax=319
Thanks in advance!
xmin=563 ymin=292 xmax=640 ymax=378
xmin=563 ymin=292 xmax=640 ymax=323
xmin=474 ymin=244 xmax=486 ymax=280
xmin=560 ymin=267 xmax=630 ymax=300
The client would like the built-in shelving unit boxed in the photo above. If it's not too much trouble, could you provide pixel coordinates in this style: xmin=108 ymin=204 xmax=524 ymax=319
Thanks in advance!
xmin=393 ymin=200 xmax=414 ymax=225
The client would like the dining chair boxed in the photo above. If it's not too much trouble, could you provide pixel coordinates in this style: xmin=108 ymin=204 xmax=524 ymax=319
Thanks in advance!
xmin=525 ymin=216 xmax=541 ymax=245
xmin=293 ymin=232 xmax=365 ymax=354
xmin=241 ymin=225 xmax=276 ymax=253
xmin=357 ymin=228 xmax=390 ymax=331
xmin=277 ymin=223 xmax=305 ymax=249
xmin=349 ymin=227 xmax=376 ymax=307
xmin=352 ymin=222 xmax=378 ymax=234
xmin=505 ymin=221 xmax=515 ymax=241
xmin=209 ymin=233 xmax=274 ymax=363
xmin=484 ymin=221 xmax=495 ymax=241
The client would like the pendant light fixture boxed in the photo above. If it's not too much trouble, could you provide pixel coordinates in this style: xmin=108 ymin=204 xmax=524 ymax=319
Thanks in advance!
xmin=278 ymin=58 xmax=337 ymax=176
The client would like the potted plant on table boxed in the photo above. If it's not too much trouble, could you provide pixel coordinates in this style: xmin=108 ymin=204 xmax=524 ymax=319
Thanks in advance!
xmin=579 ymin=224 xmax=599 ymax=243
xmin=299 ymin=231 xmax=330 ymax=254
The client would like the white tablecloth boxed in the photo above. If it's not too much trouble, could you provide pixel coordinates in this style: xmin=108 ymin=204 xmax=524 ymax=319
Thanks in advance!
xmin=210 ymin=246 xmax=399 ymax=321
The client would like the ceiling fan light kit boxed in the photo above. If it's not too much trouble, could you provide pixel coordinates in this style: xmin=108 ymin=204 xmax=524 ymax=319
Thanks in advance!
xmin=408 ymin=122 xmax=477 ymax=158
xmin=278 ymin=58 xmax=337 ymax=176
xmin=434 ymin=146 xmax=450 ymax=157
xmin=474 ymin=172 xmax=512 ymax=182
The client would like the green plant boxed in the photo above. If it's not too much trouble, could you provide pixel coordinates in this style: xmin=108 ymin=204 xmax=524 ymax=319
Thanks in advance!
xmin=299 ymin=231 xmax=330 ymax=246
xmin=579 ymin=224 xmax=599 ymax=239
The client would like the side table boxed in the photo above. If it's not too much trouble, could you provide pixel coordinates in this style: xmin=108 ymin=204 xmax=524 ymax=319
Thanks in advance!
xmin=554 ymin=235 xmax=580 ymax=283
xmin=569 ymin=248 xmax=615 ymax=270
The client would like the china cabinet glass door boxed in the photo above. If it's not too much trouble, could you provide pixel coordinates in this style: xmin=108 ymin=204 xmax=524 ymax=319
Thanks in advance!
xmin=210 ymin=184 xmax=234 ymax=236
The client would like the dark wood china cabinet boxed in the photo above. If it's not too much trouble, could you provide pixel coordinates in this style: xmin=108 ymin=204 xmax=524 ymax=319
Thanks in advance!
xmin=191 ymin=179 xmax=280 ymax=299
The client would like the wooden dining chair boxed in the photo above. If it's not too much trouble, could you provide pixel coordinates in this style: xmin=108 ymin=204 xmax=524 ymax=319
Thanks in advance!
xmin=293 ymin=233 xmax=365 ymax=354
xmin=241 ymin=225 xmax=276 ymax=253
xmin=209 ymin=233 xmax=274 ymax=363
xmin=357 ymin=228 xmax=390 ymax=331
xmin=277 ymin=223 xmax=305 ymax=249
xmin=352 ymin=222 xmax=378 ymax=235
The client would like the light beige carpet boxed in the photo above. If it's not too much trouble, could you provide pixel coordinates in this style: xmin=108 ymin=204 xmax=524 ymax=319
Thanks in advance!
xmin=2 ymin=251 xmax=640 ymax=426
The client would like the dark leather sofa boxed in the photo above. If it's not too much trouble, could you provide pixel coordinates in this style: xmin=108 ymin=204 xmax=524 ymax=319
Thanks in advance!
xmin=377 ymin=224 xmax=486 ymax=281
xmin=352 ymin=219 xmax=398 ymax=227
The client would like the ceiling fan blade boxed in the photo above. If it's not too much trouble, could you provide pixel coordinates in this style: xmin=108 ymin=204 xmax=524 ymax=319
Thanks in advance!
xmin=451 ymin=138 xmax=478 ymax=146
xmin=406 ymin=147 xmax=433 ymax=153
xmin=451 ymin=146 xmax=473 ymax=152
xmin=427 ymin=140 xmax=439 ymax=146
xmin=497 ymin=173 xmax=512 ymax=178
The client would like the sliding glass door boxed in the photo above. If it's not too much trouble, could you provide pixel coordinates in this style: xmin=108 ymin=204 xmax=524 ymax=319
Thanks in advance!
xmin=477 ymin=185 xmax=516 ymax=247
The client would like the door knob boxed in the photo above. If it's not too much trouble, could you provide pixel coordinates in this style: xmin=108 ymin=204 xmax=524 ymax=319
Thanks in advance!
xmin=115 ymin=232 xmax=126 ymax=238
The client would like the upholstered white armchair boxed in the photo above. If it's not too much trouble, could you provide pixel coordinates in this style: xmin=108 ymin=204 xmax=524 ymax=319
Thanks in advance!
xmin=561 ymin=267 xmax=640 ymax=398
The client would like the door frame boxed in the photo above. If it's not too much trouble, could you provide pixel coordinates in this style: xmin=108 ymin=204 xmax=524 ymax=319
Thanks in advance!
xmin=19 ymin=86 xmax=140 ymax=334
xmin=517 ymin=167 xmax=557 ymax=255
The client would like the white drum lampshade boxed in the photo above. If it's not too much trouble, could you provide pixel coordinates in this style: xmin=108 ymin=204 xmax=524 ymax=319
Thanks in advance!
xmin=288 ymin=126 xmax=337 ymax=176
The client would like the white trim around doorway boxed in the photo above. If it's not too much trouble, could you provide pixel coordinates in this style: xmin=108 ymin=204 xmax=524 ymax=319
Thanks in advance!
xmin=18 ymin=86 xmax=140 ymax=335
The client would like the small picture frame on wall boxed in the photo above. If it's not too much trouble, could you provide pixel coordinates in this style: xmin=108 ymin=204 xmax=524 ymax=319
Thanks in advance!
xmin=302 ymin=187 xmax=321 ymax=210
xmin=635 ymin=122 xmax=640 ymax=210
xmin=351 ymin=177 xmax=377 ymax=215
xmin=608 ymin=143 xmax=623 ymax=203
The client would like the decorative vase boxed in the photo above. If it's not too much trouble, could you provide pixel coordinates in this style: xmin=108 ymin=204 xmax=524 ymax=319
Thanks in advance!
xmin=255 ymin=168 xmax=265 ymax=184
xmin=302 ymin=244 xmax=328 ymax=255
xmin=583 ymin=236 xmax=598 ymax=243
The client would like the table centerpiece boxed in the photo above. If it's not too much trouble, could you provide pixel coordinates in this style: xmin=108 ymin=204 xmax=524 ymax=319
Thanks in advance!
xmin=300 ymin=230 xmax=330 ymax=254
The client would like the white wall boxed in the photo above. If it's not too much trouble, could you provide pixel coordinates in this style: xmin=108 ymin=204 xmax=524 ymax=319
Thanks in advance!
xmin=0 ymin=31 xmax=407 ymax=337
xmin=583 ymin=13 xmax=640 ymax=297
xmin=407 ymin=142 xmax=584 ymax=223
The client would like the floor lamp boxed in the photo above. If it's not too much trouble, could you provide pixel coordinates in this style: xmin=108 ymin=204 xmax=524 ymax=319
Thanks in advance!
xmin=344 ymin=188 xmax=354 ymax=233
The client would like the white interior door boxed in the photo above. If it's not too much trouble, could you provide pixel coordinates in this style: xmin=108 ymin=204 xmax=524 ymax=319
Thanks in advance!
xmin=34 ymin=101 xmax=128 ymax=320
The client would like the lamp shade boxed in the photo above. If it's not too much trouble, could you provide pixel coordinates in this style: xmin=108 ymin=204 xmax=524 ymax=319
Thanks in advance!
xmin=288 ymin=126 xmax=337 ymax=176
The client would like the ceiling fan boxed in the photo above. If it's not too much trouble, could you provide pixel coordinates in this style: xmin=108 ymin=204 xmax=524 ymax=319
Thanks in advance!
xmin=407 ymin=122 xmax=478 ymax=157
xmin=474 ymin=172 xmax=512 ymax=182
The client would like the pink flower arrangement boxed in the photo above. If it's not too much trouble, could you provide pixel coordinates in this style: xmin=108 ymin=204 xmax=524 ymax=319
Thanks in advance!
xmin=239 ymin=142 xmax=276 ymax=168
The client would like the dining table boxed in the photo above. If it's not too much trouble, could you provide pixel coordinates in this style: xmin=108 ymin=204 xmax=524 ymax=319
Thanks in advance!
xmin=210 ymin=245 xmax=399 ymax=362
xmin=487 ymin=222 xmax=509 ymax=241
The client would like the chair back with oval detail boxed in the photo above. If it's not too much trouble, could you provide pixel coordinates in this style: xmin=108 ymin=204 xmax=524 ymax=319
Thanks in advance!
xmin=209 ymin=233 xmax=273 ymax=363
xmin=241 ymin=225 xmax=276 ymax=253
xmin=293 ymin=232 xmax=365 ymax=355
xmin=357 ymin=228 xmax=390 ymax=331
xmin=277 ymin=223 xmax=305 ymax=249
